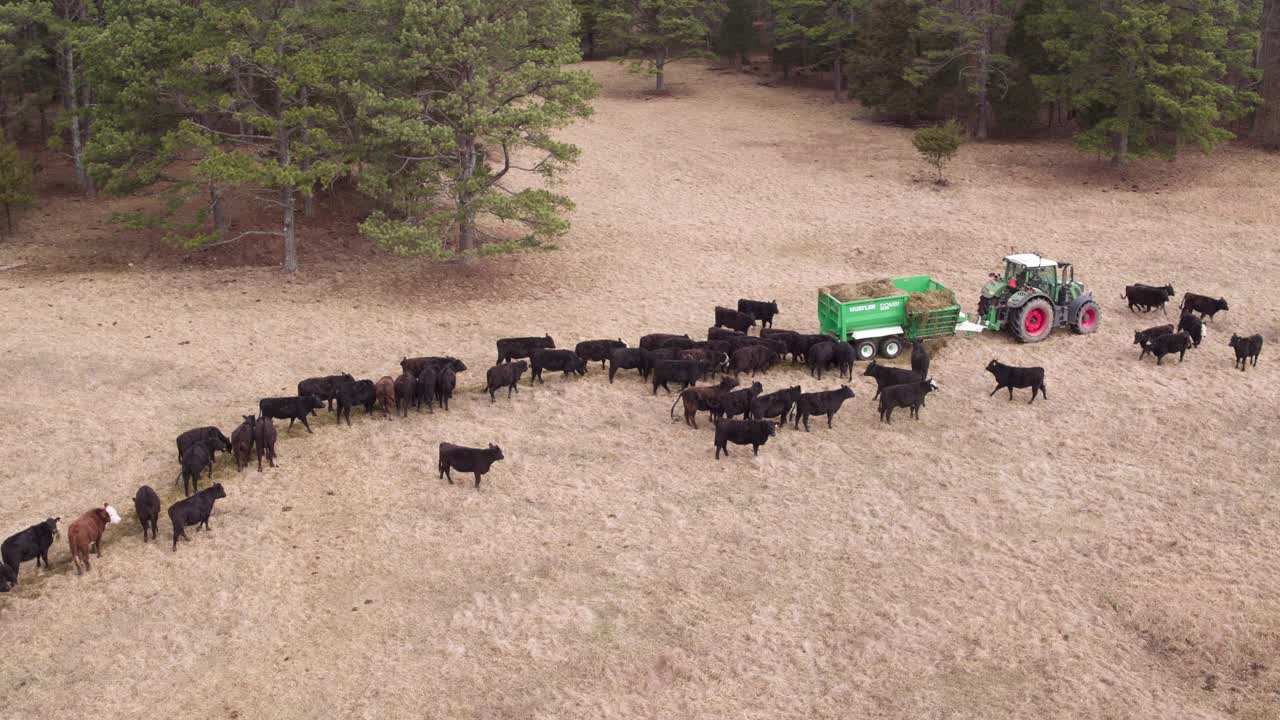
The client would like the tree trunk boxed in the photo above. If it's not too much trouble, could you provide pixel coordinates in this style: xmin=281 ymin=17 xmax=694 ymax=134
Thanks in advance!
xmin=974 ymin=3 xmax=993 ymax=140
xmin=832 ymin=45 xmax=843 ymax=102
xmin=61 ymin=45 xmax=92 ymax=196
xmin=1111 ymin=131 xmax=1128 ymax=167
xmin=3 ymin=202 xmax=11 ymax=235
xmin=210 ymin=184 xmax=227 ymax=239
xmin=655 ymin=48 xmax=666 ymax=92
xmin=281 ymin=185 xmax=297 ymax=272
xmin=1257 ymin=0 xmax=1280 ymax=149
xmin=456 ymin=133 xmax=479 ymax=254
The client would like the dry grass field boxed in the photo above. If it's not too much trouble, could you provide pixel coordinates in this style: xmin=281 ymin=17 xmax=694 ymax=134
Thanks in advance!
xmin=1 ymin=61 xmax=1278 ymax=719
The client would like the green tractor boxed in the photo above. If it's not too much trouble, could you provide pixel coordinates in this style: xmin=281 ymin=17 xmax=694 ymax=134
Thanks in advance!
xmin=977 ymin=254 xmax=1099 ymax=343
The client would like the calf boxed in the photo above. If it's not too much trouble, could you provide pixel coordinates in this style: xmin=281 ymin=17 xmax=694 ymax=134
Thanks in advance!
xmin=254 ymin=416 xmax=277 ymax=471
xmin=910 ymin=341 xmax=930 ymax=378
xmin=416 ymin=367 xmax=438 ymax=412
xmin=175 ymin=426 xmax=230 ymax=463
xmin=435 ymin=366 xmax=457 ymax=410
xmin=259 ymin=395 xmax=325 ymax=433
xmin=1178 ymin=312 xmax=1204 ymax=348
xmin=374 ymin=376 xmax=396 ymax=419
xmin=708 ymin=381 xmax=763 ymax=423
xmin=1134 ymin=324 xmax=1175 ymax=353
xmin=176 ymin=441 xmax=214 ymax=497
xmin=671 ymin=377 xmax=738 ymax=429
xmin=609 ymin=348 xmax=653 ymax=383
xmin=439 ymin=443 xmax=505 ymax=490
xmin=497 ymin=335 xmax=555 ymax=364
xmin=707 ymin=326 xmax=745 ymax=342
xmin=68 ymin=503 xmax=122 ymax=575
xmin=878 ymin=378 xmax=939 ymax=423
xmin=678 ymin=348 xmax=730 ymax=376
xmin=335 ymin=379 xmax=377 ymax=425
xmin=863 ymin=360 xmax=922 ymax=400
xmin=230 ymin=415 xmax=256 ymax=471
xmin=713 ymin=419 xmax=777 ymax=459
xmin=168 ymin=483 xmax=226 ymax=552
xmin=400 ymin=356 xmax=467 ymax=376
xmin=297 ymin=373 xmax=354 ymax=412
xmin=1142 ymin=331 xmax=1193 ymax=365
xmin=134 ymin=485 xmax=161 ymax=543
xmin=394 ymin=373 xmax=416 ymax=417
xmin=2 ymin=518 xmax=60 ymax=580
xmin=1181 ymin=293 xmax=1229 ymax=322
xmin=731 ymin=344 xmax=780 ymax=378
xmin=575 ymin=339 xmax=626 ymax=368
xmin=639 ymin=333 xmax=692 ymax=351
xmin=807 ymin=341 xmax=836 ymax=379
xmin=531 ymin=349 xmax=587 ymax=383
xmin=1228 ymin=333 xmax=1264 ymax=371
xmin=985 ymin=360 xmax=1047 ymax=402
xmin=714 ymin=306 xmax=756 ymax=334
xmin=751 ymin=386 xmax=801 ymax=428
xmin=794 ymin=385 xmax=856 ymax=431
xmin=1122 ymin=284 xmax=1175 ymax=313
xmin=486 ymin=361 xmax=529 ymax=401
xmin=652 ymin=359 xmax=706 ymax=395
xmin=737 ymin=299 xmax=780 ymax=328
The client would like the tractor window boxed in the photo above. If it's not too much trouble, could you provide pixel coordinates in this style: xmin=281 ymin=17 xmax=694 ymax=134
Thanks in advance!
xmin=1030 ymin=267 xmax=1055 ymax=289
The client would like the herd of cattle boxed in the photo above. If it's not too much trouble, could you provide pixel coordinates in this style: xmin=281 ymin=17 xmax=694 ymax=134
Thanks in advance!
xmin=0 ymin=289 xmax=1265 ymax=593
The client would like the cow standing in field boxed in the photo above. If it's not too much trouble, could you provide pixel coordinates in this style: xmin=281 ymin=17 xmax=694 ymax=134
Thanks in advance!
xmin=486 ymin=361 xmax=529 ymax=401
xmin=436 ymin=366 xmax=457 ymax=411
xmin=1178 ymin=313 xmax=1203 ymax=348
xmin=2 ymin=518 xmax=59 ymax=581
xmin=1229 ymin=334 xmax=1264 ymax=371
xmin=793 ymin=386 xmax=855 ymax=431
xmin=415 ymin=367 xmax=438 ymax=412
xmin=394 ymin=373 xmax=417 ymax=417
xmin=639 ymin=334 xmax=692 ymax=351
xmin=575 ymin=339 xmax=626 ymax=368
xmin=176 ymin=441 xmax=215 ymax=497
xmin=863 ymin=361 xmax=922 ymax=400
xmin=1142 ymin=332 xmax=1193 ymax=365
xmin=497 ymin=335 xmax=555 ymax=364
xmin=68 ymin=503 xmax=122 ymax=575
xmin=1121 ymin=284 xmax=1175 ymax=313
xmin=713 ymin=420 xmax=777 ymax=459
xmin=751 ymin=386 xmax=801 ymax=428
xmin=400 ymin=356 xmax=467 ymax=376
xmin=651 ymin=359 xmax=706 ymax=395
xmin=1181 ymin=293 xmax=1229 ymax=322
xmin=530 ymin=349 xmax=587 ymax=383
xmin=985 ymin=360 xmax=1047 ymax=402
xmin=737 ymin=299 xmax=780 ymax=328
xmin=438 ymin=443 xmax=505 ymax=490
xmin=335 ymin=379 xmax=377 ymax=425
xmin=609 ymin=348 xmax=653 ymax=383
xmin=259 ymin=395 xmax=325 ymax=433
xmin=911 ymin=341 xmax=930 ymax=377
xmin=230 ymin=415 xmax=256 ymax=471
xmin=878 ymin=379 xmax=938 ymax=423
xmin=134 ymin=486 xmax=160 ymax=542
xmin=1134 ymin=324 xmax=1175 ymax=353
xmin=169 ymin=484 xmax=226 ymax=552
xmin=670 ymin=377 xmax=738 ymax=429
xmin=175 ymin=427 xmax=231 ymax=464
xmin=254 ymin=416 xmax=277 ymax=471
xmin=374 ymin=376 xmax=396 ymax=419
xmin=298 ymin=373 xmax=354 ymax=412
xmin=714 ymin=306 xmax=756 ymax=334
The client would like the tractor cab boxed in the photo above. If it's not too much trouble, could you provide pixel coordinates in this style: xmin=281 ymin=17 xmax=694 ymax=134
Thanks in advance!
xmin=978 ymin=253 xmax=1096 ymax=342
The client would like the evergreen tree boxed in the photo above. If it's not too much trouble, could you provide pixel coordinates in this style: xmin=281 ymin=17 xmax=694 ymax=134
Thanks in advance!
xmin=599 ymin=0 xmax=727 ymax=91
xmin=771 ymin=0 xmax=856 ymax=101
xmin=846 ymin=0 xmax=947 ymax=120
xmin=718 ymin=0 xmax=755 ymax=65
xmin=0 ymin=135 xmax=34 ymax=237
xmin=908 ymin=0 xmax=1012 ymax=138
xmin=1254 ymin=0 xmax=1279 ymax=147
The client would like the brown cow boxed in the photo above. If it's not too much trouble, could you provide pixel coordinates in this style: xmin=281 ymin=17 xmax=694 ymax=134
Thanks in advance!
xmin=230 ymin=415 xmax=255 ymax=471
xmin=68 ymin=503 xmax=121 ymax=575
xmin=669 ymin=377 xmax=738 ymax=429
xmin=374 ymin=376 xmax=396 ymax=420
xmin=254 ymin=416 xmax=277 ymax=472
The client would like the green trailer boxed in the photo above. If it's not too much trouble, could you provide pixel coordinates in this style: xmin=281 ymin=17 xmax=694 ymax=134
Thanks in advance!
xmin=817 ymin=275 xmax=967 ymax=360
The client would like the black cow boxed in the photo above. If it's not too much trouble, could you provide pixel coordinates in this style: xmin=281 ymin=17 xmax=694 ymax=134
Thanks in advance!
xmin=1181 ymin=293 xmax=1229 ymax=322
xmin=708 ymin=381 xmax=763 ymax=423
xmin=2 ymin=517 xmax=60 ymax=580
xmin=737 ymin=299 xmax=780 ymax=328
xmin=807 ymin=341 xmax=836 ymax=379
xmin=1142 ymin=331 xmax=1193 ymax=365
xmin=297 ymin=373 xmax=354 ymax=412
xmin=787 ymin=333 xmax=830 ymax=364
xmin=759 ymin=327 xmax=797 ymax=343
xmin=713 ymin=419 xmax=777 ymax=459
xmin=609 ymin=348 xmax=653 ymax=383
xmin=575 ymin=339 xmax=626 ymax=368
xmin=707 ymin=326 xmax=745 ymax=342
xmin=670 ymin=377 xmax=738 ymax=429
xmin=878 ymin=378 xmax=939 ymax=423
xmin=678 ymin=348 xmax=730 ymax=377
xmin=1228 ymin=333 xmax=1264 ymax=371
xmin=415 ymin=367 xmax=438 ymax=412
xmin=259 ymin=395 xmax=325 ymax=433
xmin=392 ymin=373 xmax=416 ymax=417
xmin=175 ymin=441 xmax=214 ymax=497
xmin=435 ymin=366 xmax=457 ymax=410
xmin=910 ymin=341 xmax=930 ymax=378
xmin=651 ymin=359 xmax=705 ymax=395
xmin=134 ymin=485 xmax=161 ymax=542
xmin=985 ymin=360 xmax=1047 ymax=402
xmin=1178 ymin=313 xmax=1203 ymax=348
xmin=253 ymin=417 xmax=277 ymax=471
xmin=497 ymin=335 xmax=555 ymax=364
xmin=863 ymin=360 xmax=923 ymax=400
xmin=487 ymin=361 xmax=529 ymax=401
xmin=400 ymin=356 xmax=467 ymax=376
xmin=335 ymin=379 xmax=377 ymax=425
xmin=714 ymin=306 xmax=756 ymax=334
xmin=439 ymin=443 xmax=504 ymax=490
xmin=832 ymin=341 xmax=857 ymax=380
xmin=1122 ymin=284 xmax=1175 ymax=313
xmin=1134 ymin=324 xmax=1175 ymax=352
xmin=530 ymin=349 xmax=587 ymax=383
xmin=639 ymin=333 xmax=692 ymax=351
xmin=751 ymin=385 xmax=801 ymax=428
xmin=731 ymin=345 xmax=779 ymax=377
xmin=794 ymin=385 xmax=855 ymax=431
xmin=168 ymin=483 xmax=226 ymax=552
xmin=175 ymin=426 xmax=230 ymax=463
xmin=0 ymin=562 xmax=14 ymax=592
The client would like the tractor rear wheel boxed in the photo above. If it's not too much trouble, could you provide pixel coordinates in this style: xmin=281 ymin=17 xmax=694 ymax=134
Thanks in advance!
xmin=1072 ymin=301 xmax=1100 ymax=334
xmin=879 ymin=337 xmax=903 ymax=359
xmin=854 ymin=339 xmax=878 ymax=362
xmin=1013 ymin=298 xmax=1054 ymax=343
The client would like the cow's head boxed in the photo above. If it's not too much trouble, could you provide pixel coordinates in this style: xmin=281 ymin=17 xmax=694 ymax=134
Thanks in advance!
xmin=985 ymin=359 xmax=1000 ymax=375
xmin=487 ymin=444 xmax=504 ymax=461
xmin=104 ymin=503 xmax=121 ymax=524
xmin=1133 ymin=331 xmax=1145 ymax=345
xmin=1229 ymin=334 xmax=1241 ymax=348
xmin=543 ymin=335 xmax=555 ymax=348
xmin=926 ymin=378 xmax=940 ymax=393
xmin=763 ymin=421 xmax=777 ymax=437
xmin=1218 ymin=298 xmax=1229 ymax=310
xmin=838 ymin=385 xmax=854 ymax=400
xmin=574 ymin=356 xmax=588 ymax=375
xmin=44 ymin=517 xmax=61 ymax=537
xmin=749 ymin=382 xmax=763 ymax=394
xmin=1162 ymin=285 xmax=1175 ymax=296
xmin=208 ymin=483 xmax=227 ymax=500
xmin=306 ymin=394 xmax=325 ymax=410
xmin=515 ymin=360 xmax=529 ymax=372
xmin=863 ymin=361 xmax=878 ymax=376
xmin=769 ymin=301 xmax=779 ymax=314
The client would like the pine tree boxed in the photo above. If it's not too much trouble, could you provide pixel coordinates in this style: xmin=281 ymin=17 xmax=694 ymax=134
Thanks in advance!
xmin=718 ymin=0 xmax=755 ymax=66
xmin=599 ymin=0 xmax=727 ymax=91
xmin=1256 ymin=0 xmax=1280 ymax=148
xmin=846 ymin=0 xmax=947 ymax=120
xmin=771 ymin=0 xmax=856 ymax=101
xmin=0 ymin=136 xmax=34 ymax=237
xmin=908 ymin=0 xmax=1013 ymax=139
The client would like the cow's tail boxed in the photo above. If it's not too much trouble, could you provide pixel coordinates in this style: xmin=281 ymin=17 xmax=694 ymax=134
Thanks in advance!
xmin=670 ymin=392 xmax=684 ymax=420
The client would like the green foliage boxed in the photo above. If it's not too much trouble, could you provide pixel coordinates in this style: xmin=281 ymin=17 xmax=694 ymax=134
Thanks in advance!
xmin=717 ymin=0 xmax=756 ymax=62
xmin=771 ymin=0 xmax=856 ymax=75
xmin=912 ymin=119 xmax=964 ymax=180
xmin=598 ymin=0 xmax=727 ymax=89
xmin=908 ymin=0 xmax=1012 ymax=137
xmin=0 ymin=136 xmax=34 ymax=234
xmin=846 ymin=0 xmax=945 ymax=120
xmin=1031 ymin=0 xmax=1261 ymax=162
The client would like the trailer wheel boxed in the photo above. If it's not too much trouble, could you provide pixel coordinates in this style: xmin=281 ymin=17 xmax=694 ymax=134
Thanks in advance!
xmin=878 ymin=337 xmax=903 ymax=359
xmin=1013 ymin=298 xmax=1054 ymax=343
xmin=854 ymin=339 xmax=878 ymax=361
xmin=1071 ymin=301 xmax=1099 ymax=334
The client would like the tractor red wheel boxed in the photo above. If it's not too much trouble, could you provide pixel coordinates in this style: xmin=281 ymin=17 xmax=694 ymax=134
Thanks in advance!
xmin=1072 ymin=301 xmax=1100 ymax=334
xmin=1013 ymin=298 xmax=1054 ymax=343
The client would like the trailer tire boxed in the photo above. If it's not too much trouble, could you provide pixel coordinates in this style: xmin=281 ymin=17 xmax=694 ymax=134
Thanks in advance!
xmin=854 ymin=339 xmax=878 ymax=361
xmin=878 ymin=337 xmax=903 ymax=359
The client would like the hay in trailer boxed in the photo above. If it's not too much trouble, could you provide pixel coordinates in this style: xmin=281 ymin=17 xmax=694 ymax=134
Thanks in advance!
xmin=905 ymin=288 xmax=957 ymax=317
xmin=822 ymin=279 xmax=903 ymax=302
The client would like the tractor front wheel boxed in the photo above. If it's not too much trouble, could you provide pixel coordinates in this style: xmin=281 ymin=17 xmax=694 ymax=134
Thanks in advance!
xmin=1013 ymin=299 xmax=1054 ymax=343
xmin=854 ymin=339 xmax=878 ymax=362
xmin=1072 ymin=301 xmax=1100 ymax=334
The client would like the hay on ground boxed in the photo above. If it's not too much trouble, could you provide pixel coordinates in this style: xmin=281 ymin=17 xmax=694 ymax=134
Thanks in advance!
xmin=822 ymin=279 xmax=903 ymax=302
xmin=905 ymin=288 xmax=957 ymax=317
